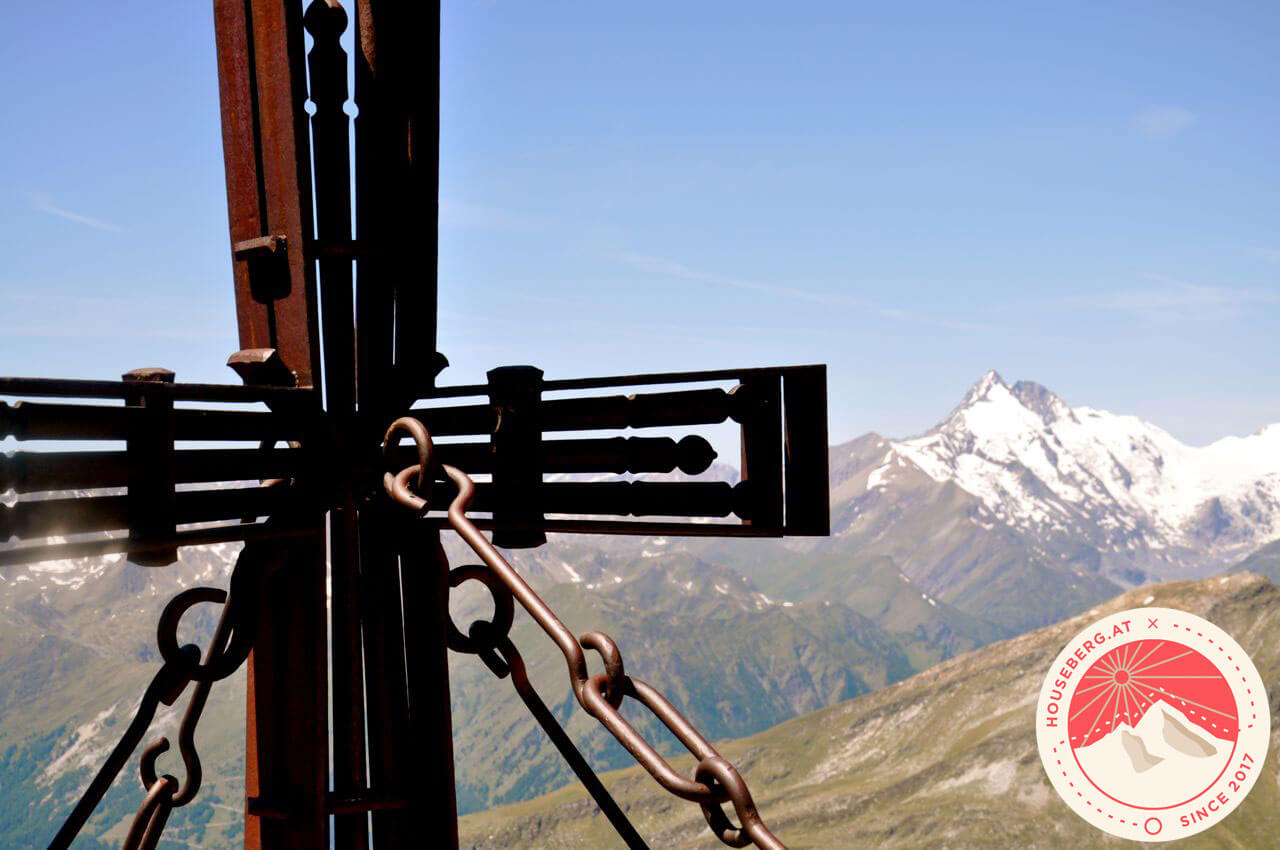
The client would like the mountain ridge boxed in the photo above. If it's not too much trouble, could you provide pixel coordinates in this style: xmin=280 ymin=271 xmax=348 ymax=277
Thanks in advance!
xmin=803 ymin=371 xmax=1280 ymax=632
xmin=457 ymin=571 xmax=1280 ymax=849
xmin=883 ymin=370 xmax=1280 ymax=576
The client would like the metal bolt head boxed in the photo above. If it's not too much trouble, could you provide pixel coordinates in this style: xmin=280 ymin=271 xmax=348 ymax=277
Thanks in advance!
xmin=122 ymin=368 xmax=176 ymax=384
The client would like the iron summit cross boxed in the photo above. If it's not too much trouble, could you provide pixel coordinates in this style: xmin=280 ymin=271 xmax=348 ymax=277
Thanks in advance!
xmin=1 ymin=2 xmax=829 ymax=848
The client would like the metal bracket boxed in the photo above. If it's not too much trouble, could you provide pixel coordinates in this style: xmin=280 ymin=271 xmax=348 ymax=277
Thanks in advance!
xmin=228 ymin=348 xmax=298 ymax=389
xmin=123 ymin=367 xmax=178 ymax=566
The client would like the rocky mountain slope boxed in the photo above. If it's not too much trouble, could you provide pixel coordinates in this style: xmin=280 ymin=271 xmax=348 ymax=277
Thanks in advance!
xmin=458 ymin=572 xmax=1280 ymax=849
xmin=897 ymin=372 xmax=1280 ymax=567
xmin=1233 ymin=538 xmax=1280 ymax=585
xmin=855 ymin=371 xmax=1279 ymax=583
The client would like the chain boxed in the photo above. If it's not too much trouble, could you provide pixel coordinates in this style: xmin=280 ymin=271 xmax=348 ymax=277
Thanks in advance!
xmin=383 ymin=417 xmax=787 ymax=850
xmin=48 ymin=540 xmax=273 ymax=850
xmin=446 ymin=565 xmax=649 ymax=849
xmin=121 ymin=775 xmax=177 ymax=850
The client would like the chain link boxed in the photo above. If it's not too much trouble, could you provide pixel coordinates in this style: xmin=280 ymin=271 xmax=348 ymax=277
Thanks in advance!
xmin=452 ymin=602 xmax=649 ymax=849
xmin=383 ymin=416 xmax=787 ymax=850
xmin=48 ymin=540 xmax=274 ymax=850
xmin=121 ymin=775 xmax=178 ymax=850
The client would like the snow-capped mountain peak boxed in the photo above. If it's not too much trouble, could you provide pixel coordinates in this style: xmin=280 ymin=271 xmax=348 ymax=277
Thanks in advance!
xmin=959 ymin=368 xmax=1008 ymax=406
xmin=881 ymin=373 xmax=1280 ymax=579
xmin=1010 ymin=380 xmax=1073 ymax=426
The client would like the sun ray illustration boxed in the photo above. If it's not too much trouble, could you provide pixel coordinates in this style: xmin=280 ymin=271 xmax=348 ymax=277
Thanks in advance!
xmin=1080 ymin=681 xmax=1122 ymax=745
xmin=1130 ymin=680 xmax=1237 ymax=722
xmin=1070 ymin=676 xmax=1120 ymax=723
xmin=1118 ymin=681 xmax=1135 ymax=725
xmin=1074 ymin=677 xmax=1118 ymax=698
xmin=1131 ymin=648 xmax=1194 ymax=676
xmin=1069 ymin=637 xmax=1242 ymax=752
xmin=1125 ymin=681 xmax=1150 ymax=713
xmin=1119 ymin=642 xmax=1135 ymax=671
xmin=1127 ymin=640 xmax=1161 ymax=674
xmin=1107 ymin=679 xmax=1124 ymax=732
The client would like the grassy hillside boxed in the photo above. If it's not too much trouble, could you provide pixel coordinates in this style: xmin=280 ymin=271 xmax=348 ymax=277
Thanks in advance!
xmin=459 ymin=572 xmax=1280 ymax=849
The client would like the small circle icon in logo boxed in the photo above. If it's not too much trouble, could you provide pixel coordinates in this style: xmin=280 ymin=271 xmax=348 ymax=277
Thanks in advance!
xmin=1036 ymin=607 xmax=1269 ymax=841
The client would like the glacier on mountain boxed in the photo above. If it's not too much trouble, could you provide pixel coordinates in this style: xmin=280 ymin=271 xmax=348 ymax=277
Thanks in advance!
xmin=885 ymin=371 xmax=1280 ymax=577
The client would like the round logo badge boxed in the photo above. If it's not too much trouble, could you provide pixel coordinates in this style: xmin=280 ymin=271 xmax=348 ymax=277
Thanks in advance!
xmin=1036 ymin=607 xmax=1269 ymax=841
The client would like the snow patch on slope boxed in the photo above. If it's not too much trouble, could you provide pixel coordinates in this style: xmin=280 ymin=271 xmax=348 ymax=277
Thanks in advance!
xmin=41 ymin=703 xmax=119 ymax=783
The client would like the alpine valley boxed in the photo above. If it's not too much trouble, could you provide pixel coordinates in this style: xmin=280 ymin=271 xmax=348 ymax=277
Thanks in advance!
xmin=3 ymin=372 xmax=1279 ymax=848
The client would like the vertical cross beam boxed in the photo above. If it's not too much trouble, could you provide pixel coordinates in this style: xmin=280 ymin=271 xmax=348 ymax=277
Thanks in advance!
xmin=301 ymin=7 xmax=368 ymax=847
xmin=214 ymin=1 xmax=454 ymax=846
xmin=353 ymin=3 xmax=456 ymax=846
xmin=243 ymin=533 xmax=330 ymax=847
xmin=212 ymin=2 xmax=330 ymax=847
xmin=213 ymin=0 xmax=322 ymax=388
xmin=354 ymin=0 xmax=442 ymax=421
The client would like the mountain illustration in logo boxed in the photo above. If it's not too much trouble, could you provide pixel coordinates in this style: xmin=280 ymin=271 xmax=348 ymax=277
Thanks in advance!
xmin=1069 ymin=640 xmax=1236 ymax=808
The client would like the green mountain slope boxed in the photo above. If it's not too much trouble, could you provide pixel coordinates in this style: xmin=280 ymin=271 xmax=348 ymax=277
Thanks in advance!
xmin=682 ymin=539 xmax=1007 ymax=670
xmin=449 ymin=552 xmax=917 ymax=813
xmin=458 ymin=572 xmax=1280 ymax=849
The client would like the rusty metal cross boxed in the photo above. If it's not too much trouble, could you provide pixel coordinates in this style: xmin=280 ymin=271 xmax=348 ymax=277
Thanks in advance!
xmin=1 ymin=3 xmax=829 ymax=848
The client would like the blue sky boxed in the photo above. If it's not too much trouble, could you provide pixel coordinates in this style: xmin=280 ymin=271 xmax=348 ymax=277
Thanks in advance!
xmin=2 ymin=1 xmax=1277 ymax=451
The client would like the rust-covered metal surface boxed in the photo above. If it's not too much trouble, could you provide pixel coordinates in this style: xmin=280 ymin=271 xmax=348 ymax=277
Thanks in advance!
xmin=214 ymin=0 xmax=322 ymax=389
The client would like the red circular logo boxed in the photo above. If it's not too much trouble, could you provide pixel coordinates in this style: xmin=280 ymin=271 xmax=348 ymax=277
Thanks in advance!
xmin=1068 ymin=640 xmax=1236 ymax=809
xmin=1037 ymin=607 xmax=1269 ymax=841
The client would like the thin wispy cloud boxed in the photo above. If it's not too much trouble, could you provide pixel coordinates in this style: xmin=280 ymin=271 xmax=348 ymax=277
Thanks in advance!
xmin=622 ymin=252 xmax=837 ymax=305
xmin=29 ymin=192 xmax=122 ymax=232
xmin=1045 ymin=275 xmax=1278 ymax=319
xmin=621 ymin=252 xmax=989 ymax=332
xmin=1132 ymin=106 xmax=1196 ymax=140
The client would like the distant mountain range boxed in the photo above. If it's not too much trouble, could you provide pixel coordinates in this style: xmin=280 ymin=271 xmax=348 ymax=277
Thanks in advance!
xmin=814 ymin=371 xmax=1280 ymax=632
xmin=887 ymin=371 xmax=1280 ymax=575
xmin=457 ymin=572 xmax=1280 ymax=849
xmin=3 ymin=371 xmax=1278 ymax=846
